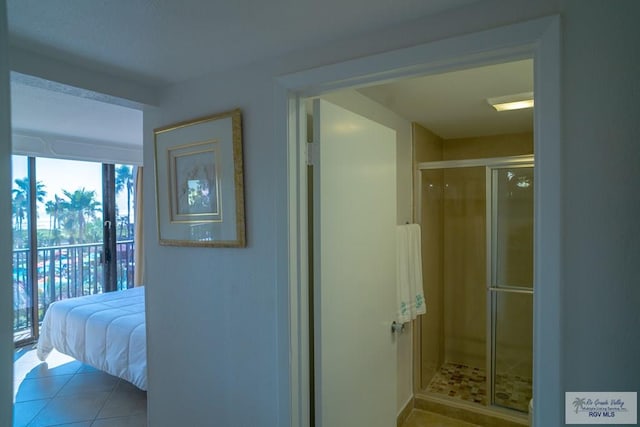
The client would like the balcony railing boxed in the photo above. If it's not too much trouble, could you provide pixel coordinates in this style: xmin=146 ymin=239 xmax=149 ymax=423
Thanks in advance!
xmin=12 ymin=240 xmax=135 ymax=339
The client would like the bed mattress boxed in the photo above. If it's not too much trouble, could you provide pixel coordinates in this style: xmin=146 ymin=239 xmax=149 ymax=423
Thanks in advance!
xmin=37 ymin=286 xmax=147 ymax=390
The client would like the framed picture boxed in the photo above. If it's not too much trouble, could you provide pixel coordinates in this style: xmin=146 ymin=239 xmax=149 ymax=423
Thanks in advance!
xmin=154 ymin=109 xmax=245 ymax=247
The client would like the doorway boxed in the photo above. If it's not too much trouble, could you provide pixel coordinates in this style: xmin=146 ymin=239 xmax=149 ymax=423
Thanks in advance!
xmin=9 ymin=74 xmax=143 ymax=347
xmin=280 ymin=16 xmax=561 ymax=427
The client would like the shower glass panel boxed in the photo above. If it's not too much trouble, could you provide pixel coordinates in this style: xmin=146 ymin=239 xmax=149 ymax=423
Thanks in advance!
xmin=419 ymin=166 xmax=487 ymax=403
xmin=489 ymin=166 xmax=534 ymax=413
xmin=493 ymin=166 xmax=534 ymax=289
xmin=444 ymin=167 xmax=486 ymax=372
xmin=419 ymin=169 xmax=445 ymax=389
xmin=493 ymin=291 xmax=533 ymax=412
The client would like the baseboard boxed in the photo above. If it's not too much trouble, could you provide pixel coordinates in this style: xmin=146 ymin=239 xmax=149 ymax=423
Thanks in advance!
xmin=414 ymin=394 xmax=528 ymax=427
xmin=396 ymin=396 xmax=414 ymax=427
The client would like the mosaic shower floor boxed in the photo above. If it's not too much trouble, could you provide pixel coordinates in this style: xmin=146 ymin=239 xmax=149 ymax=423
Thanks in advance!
xmin=425 ymin=362 xmax=532 ymax=412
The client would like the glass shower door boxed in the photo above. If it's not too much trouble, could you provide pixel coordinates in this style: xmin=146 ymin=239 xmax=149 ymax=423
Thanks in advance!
xmin=488 ymin=165 xmax=534 ymax=413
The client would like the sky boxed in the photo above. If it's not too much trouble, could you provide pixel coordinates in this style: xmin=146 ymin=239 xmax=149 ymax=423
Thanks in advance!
xmin=11 ymin=155 xmax=132 ymax=230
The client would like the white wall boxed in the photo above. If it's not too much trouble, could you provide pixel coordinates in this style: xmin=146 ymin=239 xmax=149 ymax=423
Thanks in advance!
xmin=0 ymin=1 xmax=14 ymax=425
xmin=12 ymin=131 xmax=142 ymax=165
xmin=322 ymin=90 xmax=414 ymax=414
xmin=561 ymin=0 xmax=640 ymax=394
xmin=144 ymin=67 xmax=283 ymax=426
xmin=9 ymin=48 xmax=159 ymax=107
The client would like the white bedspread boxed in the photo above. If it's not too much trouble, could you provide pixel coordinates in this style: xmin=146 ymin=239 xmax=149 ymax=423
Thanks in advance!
xmin=37 ymin=286 xmax=147 ymax=390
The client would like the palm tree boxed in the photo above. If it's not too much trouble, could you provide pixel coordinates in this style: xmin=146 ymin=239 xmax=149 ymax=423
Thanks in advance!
xmin=45 ymin=195 xmax=64 ymax=245
xmin=60 ymin=188 xmax=101 ymax=244
xmin=12 ymin=191 xmax=26 ymax=231
xmin=12 ymin=177 xmax=47 ymax=231
xmin=115 ymin=165 xmax=134 ymax=238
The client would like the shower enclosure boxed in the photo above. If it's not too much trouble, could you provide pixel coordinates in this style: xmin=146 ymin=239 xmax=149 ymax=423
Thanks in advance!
xmin=416 ymin=155 xmax=534 ymax=415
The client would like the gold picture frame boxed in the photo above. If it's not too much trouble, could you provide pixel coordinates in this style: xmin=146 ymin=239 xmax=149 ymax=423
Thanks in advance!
xmin=154 ymin=109 xmax=245 ymax=247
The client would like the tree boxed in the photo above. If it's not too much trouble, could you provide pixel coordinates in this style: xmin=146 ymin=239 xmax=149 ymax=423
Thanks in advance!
xmin=12 ymin=177 xmax=47 ymax=231
xmin=45 ymin=195 xmax=64 ymax=245
xmin=115 ymin=165 xmax=134 ymax=239
xmin=59 ymin=188 xmax=101 ymax=244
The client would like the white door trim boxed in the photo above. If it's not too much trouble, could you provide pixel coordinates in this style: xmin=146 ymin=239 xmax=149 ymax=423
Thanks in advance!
xmin=276 ymin=15 xmax=562 ymax=427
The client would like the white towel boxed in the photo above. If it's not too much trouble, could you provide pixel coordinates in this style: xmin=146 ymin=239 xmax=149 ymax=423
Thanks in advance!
xmin=396 ymin=224 xmax=426 ymax=323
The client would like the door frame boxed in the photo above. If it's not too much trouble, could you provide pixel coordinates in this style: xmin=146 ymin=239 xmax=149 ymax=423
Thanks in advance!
xmin=276 ymin=16 xmax=562 ymax=427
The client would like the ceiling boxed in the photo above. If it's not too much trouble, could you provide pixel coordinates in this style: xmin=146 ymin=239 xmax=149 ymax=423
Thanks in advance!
xmin=357 ymin=59 xmax=533 ymax=139
xmin=7 ymin=0 xmax=480 ymax=86
xmin=6 ymin=0 xmax=531 ymax=144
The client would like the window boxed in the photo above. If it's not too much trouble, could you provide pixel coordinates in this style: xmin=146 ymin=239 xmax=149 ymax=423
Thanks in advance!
xmin=11 ymin=156 xmax=137 ymax=345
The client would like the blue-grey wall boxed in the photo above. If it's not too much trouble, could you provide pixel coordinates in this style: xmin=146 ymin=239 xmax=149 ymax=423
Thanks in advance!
xmin=1 ymin=0 xmax=14 ymax=425
xmin=562 ymin=0 xmax=640 ymax=398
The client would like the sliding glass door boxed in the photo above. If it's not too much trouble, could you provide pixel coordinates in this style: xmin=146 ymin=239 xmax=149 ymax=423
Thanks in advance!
xmin=11 ymin=156 xmax=137 ymax=346
xmin=11 ymin=155 xmax=34 ymax=343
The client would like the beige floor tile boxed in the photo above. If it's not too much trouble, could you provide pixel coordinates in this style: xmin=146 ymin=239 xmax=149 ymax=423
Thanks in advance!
xmin=57 ymin=371 xmax=120 ymax=396
xmin=14 ymin=374 xmax=74 ymax=402
xmin=14 ymin=347 xmax=148 ymax=427
xmin=12 ymin=399 xmax=48 ymax=427
xmin=402 ymin=409 xmax=482 ymax=427
xmin=28 ymin=391 xmax=111 ymax=426
xmin=92 ymin=414 xmax=147 ymax=427
xmin=98 ymin=386 xmax=147 ymax=419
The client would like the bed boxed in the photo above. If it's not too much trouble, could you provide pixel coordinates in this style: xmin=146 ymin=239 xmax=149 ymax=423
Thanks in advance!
xmin=37 ymin=286 xmax=147 ymax=390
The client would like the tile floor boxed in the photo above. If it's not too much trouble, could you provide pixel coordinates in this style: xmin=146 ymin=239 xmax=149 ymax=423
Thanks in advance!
xmin=426 ymin=363 xmax=487 ymax=406
xmin=401 ymin=409 xmax=482 ymax=427
xmin=13 ymin=345 xmax=147 ymax=427
xmin=13 ymin=345 xmax=528 ymax=426
xmin=425 ymin=362 xmax=531 ymax=413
